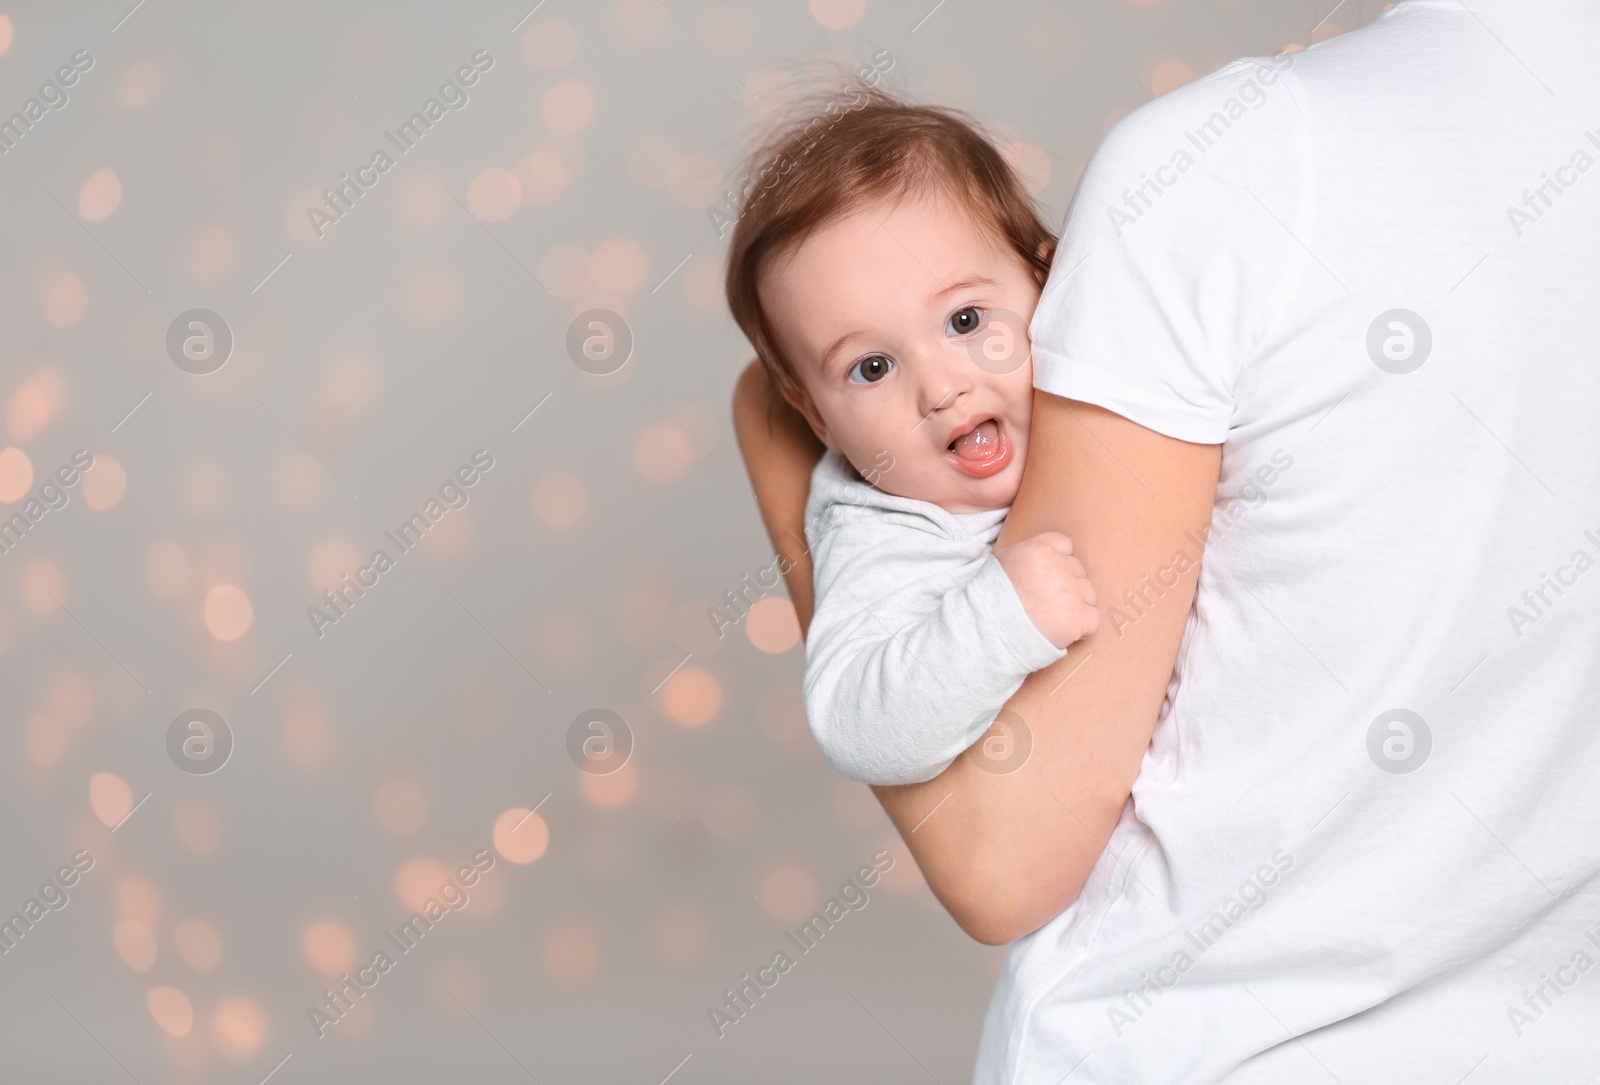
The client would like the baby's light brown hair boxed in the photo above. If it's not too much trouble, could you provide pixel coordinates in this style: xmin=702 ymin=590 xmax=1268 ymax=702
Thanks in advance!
xmin=724 ymin=75 xmax=1059 ymax=413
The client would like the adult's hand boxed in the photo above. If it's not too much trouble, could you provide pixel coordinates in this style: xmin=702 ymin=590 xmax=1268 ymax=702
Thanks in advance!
xmin=870 ymin=390 xmax=1220 ymax=942
xmin=732 ymin=361 xmax=1221 ymax=944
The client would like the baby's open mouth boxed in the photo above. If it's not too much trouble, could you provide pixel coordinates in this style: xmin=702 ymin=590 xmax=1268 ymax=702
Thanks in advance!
xmin=947 ymin=418 xmax=1012 ymax=478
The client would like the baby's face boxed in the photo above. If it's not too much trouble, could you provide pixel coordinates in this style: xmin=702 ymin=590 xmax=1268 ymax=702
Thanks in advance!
xmin=762 ymin=192 xmax=1042 ymax=513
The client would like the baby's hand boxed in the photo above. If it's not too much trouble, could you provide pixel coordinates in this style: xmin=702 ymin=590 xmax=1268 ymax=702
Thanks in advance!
xmin=995 ymin=532 xmax=1100 ymax=649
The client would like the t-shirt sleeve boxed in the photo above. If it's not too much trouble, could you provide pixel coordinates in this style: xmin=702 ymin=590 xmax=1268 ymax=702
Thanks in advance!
xmin=1031 ymin=55 xmax=1312 ymax=444
xmin=804 ymin=541 xmax=1066 ymax=786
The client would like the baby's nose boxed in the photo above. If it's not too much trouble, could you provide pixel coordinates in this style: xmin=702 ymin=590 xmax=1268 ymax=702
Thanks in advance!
xmin=917 ymin=358 xmax=973 ymax=417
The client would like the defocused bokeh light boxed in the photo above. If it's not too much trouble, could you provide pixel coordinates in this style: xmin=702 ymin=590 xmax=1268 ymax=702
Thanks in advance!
xmin=0 ymin=4 xmax=1360 ymax=1079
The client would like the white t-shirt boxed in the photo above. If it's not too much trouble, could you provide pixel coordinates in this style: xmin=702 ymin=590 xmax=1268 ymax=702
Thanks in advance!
xmin=980 ymin=3 xmax=1600 ymax=1083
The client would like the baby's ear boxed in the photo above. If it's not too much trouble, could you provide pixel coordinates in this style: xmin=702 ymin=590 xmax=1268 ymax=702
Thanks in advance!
xmin=779 ymin=383 xmax=837 ymax=453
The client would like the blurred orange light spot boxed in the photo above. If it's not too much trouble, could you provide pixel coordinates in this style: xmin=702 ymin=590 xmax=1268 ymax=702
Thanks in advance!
xmin=212 ymin=997 xmax=267 ymax=1061
xmin=302 ymin=921 xmax=357 ymax=974
xmin=541 ymin=920 xmax=604 ymax=987
xmin=760 ymin=864 xmax=819 ymax=924
xmin=467 ymin=167 xmax=522 ymax=222
xmin=174 ymin=919 xmax=223 ymax=971
xmin=114 ymin=919 xmax=158 ymax=971
xmin=26 ymin=712 xmax=66 ymax=768
xmin=809 ymin=0 xmax=865 ymax=29
xmin=22 ymin=558 xmax=68 ymax=614
xmin=492 ymin=807 xmax=550 ymax=864
xmin=745 ymin=597 xmax=801 ymax=654
xmin=539 ymin=78 xmax=596 ymax=135
xmin=189 ymin=225 xmax=237 ymax=281
xmin=661 ymin=667 xmax=721 ymax=727
xmin=272 ymin=451 xmax=325 ymax=510
xmin=612 ymin=0 xmax=669 ymax=41
xmin=1003 ymin=140 xmax=1054 ymax=197
xmin=590 ymin=237 xmax=648 ymax=294
xmin=283 ymin=699 xmax=338 ymax=769
xmin=115 ymin=876 xmax=162 ymax=924
xmin=203 ymin=583 xmax=253 ymax=641
xmin=698 ymin=5 xmax=755 ymax=54
xmin=681 ymin=256 xmax=723 ymax=313
xmin=665 ymin=154 xmax=721 ymax=210
xmin=173 ymin=799 xmax=223 ymax=856
xmin=516 ymin=144 xmax=571 ymax=206
xmin=78 ymin=167 xmax=122 ymax=220
xmin=7 ymin=369 xmax=66 ymax=441
xmin=531 ymin=471 xmax=588 ymax=530
xmin=117 ymin=59 xmax=163 ymax=109
xmin=147 ymin=986 xmax=194 ymax=1037
xmin=82 ymin=453 xmax=126 ymax=510
xmin=580 ymin=760 xmax=636 ymax=809
xmin=308 ymin=537 xmax=363 ymax=593
xmin=1151 ymin=58 xmax=1197 ymax=96
xmin=395 ymin=858 xmax=452 ymax=913
xmin=0 ymin=446 xmax=34 ymax=502
xmin=394 ymin=173 xmax=449 ymax=226
xmin=44 ymin=272 xmax=89 ymax=328
xmin=47 ymin=668 xmax=96 ymax=730
xmin=89 ymin=771 xmax=133 ymax=828
xmin=373 ymin=776 xmax=428 ymax=837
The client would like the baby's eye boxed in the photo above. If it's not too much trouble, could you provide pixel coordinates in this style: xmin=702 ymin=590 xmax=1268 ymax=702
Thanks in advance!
xmin=848 ymin=355 xmax=893 ymax=383
xmin=948 ymin=306 xmax=983 ymax=336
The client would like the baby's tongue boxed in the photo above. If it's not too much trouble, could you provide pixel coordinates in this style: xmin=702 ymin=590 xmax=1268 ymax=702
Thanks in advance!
xmin=951 ymin=419 xmax=1001 ymax=462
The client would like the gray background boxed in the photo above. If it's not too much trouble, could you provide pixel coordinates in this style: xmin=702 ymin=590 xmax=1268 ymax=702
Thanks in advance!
xmin=0 ymin=1 xmax=1374 ymax=1081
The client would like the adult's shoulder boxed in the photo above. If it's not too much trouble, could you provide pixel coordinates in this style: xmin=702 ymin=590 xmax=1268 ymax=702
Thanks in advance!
xmin=1085 ymin=52 xmax=1307 ymax=198
xmin=1035 ymin=52 xmax=1314 ymax=444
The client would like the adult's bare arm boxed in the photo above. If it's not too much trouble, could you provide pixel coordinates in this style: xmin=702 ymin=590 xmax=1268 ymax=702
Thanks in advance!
xmin=871 ymin=390 xmax=1221 ymax=943
xmin=730 ymin=360 xmax=825 ymax=624
xmin=732 ymin=363 xmax=1221 ymax=944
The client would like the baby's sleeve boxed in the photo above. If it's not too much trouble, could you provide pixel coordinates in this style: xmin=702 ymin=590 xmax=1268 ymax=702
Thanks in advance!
xmin=803 ymin=511 xmax=1066 ymax=786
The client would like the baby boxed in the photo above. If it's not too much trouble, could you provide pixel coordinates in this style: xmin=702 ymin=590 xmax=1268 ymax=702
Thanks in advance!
xmin=725 ymin=81 xmax=1100 ymax=785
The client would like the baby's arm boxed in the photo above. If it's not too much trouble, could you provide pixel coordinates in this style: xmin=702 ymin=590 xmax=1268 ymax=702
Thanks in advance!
xmin=805 ymin=518 xmax=1097 ymax=786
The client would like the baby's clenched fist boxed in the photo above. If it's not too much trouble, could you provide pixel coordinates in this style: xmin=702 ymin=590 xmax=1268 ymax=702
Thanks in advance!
xmin=995 ymin=531 xmax=1100 ymax=649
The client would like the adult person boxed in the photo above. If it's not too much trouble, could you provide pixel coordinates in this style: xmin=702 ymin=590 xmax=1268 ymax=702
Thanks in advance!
xmin=735 ymin=2 xmax=1598 ymax=1081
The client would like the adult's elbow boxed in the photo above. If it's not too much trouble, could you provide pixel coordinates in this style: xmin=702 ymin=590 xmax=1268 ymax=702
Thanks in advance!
xmin=943 ymin=884 xmax=1082 ymax=947
xmin=901 ymin=817 xmax=1095 ymax=946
